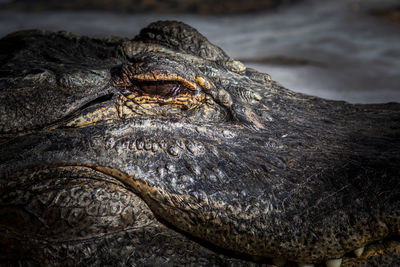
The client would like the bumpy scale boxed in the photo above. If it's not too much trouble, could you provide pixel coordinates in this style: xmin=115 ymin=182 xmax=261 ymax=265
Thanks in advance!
xmin=0 ymin=21 xmax=399 ymax=266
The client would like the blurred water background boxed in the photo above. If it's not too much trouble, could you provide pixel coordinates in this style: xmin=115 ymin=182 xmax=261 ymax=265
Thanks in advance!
xmin=1 ymin=0 xmax=399 ymax=103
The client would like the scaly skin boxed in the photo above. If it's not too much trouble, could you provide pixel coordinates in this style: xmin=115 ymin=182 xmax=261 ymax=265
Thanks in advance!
xmin=0 ymin=21 xmax=399 ymax=266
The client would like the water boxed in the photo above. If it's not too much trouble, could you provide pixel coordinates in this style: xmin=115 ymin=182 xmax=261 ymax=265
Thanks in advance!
xmin=1 ymin=0 xmax=399 ymax=103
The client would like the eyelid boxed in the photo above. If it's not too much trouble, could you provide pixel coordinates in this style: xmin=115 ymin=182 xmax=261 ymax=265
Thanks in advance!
xmin=129 ymin=71 xmax=198 ymax=91
xmin=135 ymin=81 xmax=189 ymax=98
xmin=114 ymin=64 xmax=212 ymax=92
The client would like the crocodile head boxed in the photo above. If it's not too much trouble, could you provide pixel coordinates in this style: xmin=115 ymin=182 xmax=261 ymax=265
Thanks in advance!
xmin=0 ymin=21 xmax=399 ymax=266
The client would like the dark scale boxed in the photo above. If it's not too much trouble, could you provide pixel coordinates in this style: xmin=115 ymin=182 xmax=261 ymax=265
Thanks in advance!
xmin=1 ymin=21 xmax=399 ymax=266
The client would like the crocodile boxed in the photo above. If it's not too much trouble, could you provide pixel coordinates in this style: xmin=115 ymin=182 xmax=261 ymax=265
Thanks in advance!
xmin=0 ymin=21 xmax=399 ymax=266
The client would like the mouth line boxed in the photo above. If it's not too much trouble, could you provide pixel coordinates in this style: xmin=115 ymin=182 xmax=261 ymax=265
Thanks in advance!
xmin=152 ymin=214 xmax=400 ymax=266
xmin=89 ymin=165 xmax=399 ymax=266
xmin=2 ymin=161 xmax=398 ymax=267
xmin=161 ymin=214 xmax=400 ymax=267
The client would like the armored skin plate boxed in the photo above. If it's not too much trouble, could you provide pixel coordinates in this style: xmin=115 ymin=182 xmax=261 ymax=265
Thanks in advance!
xmin=0 ymin=21 xmax=399 ymax=266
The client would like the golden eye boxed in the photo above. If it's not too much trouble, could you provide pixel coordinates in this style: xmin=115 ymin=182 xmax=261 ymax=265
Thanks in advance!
xmin=113 ymin=67 xmax=207 ymax=110
xmin=121 ymin=81 xmax=205 ymax=110
xmin=135 ymin=81 xmax=189 ymax=98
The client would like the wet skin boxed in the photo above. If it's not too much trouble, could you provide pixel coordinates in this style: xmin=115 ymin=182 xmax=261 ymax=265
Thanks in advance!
xmin=0 ymin=21 xmax=399 ymax=266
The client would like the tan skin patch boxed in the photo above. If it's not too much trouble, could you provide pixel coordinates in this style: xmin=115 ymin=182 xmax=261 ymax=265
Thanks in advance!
xmin=125 ymin=91 xmax=205 ymax=110
xmin=195 ymin=76 xmax=211 ymax=90
xmin=66 ymin=106 xmax=118 ymax=127
xmin=261 ymin=104 xmax=270 ymax=110
xmin=245 ymin=108 xmax=265 ymax=129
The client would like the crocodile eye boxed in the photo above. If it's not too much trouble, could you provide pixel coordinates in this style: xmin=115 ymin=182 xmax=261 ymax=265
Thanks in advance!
xmin=113 ymin=66 xmax=207 ymax=110
xmin=121 ymin=80 xmax=204 ymax=110
xmin=136 ymin=81 xmax=188 ymax=98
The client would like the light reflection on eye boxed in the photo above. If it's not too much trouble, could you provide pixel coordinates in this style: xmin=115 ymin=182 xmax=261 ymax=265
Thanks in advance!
xmin=135 ymin=81 xmax=190 ymax=98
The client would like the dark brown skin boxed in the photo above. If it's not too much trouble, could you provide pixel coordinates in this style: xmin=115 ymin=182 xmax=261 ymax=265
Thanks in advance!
xmin=0 ymin=21 xmax=399 ymax=266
